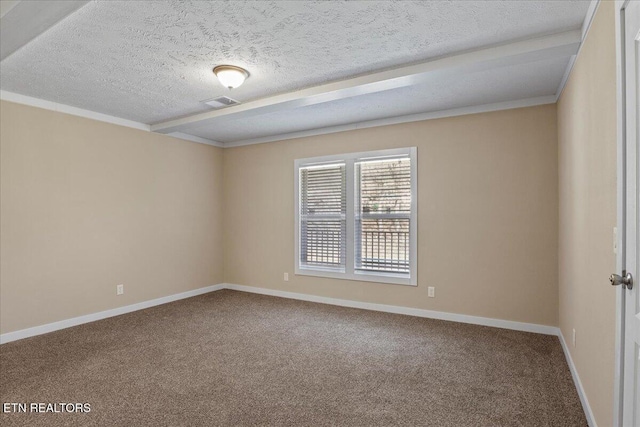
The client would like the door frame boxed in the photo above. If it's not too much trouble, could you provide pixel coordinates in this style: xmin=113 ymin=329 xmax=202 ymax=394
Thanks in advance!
xmin=614 ymin=1 xmax=633 ymax=426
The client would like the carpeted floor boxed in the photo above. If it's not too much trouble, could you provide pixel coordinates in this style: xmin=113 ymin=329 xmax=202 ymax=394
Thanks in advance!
xmin=0 ymin=290 xmax=586 ymax=426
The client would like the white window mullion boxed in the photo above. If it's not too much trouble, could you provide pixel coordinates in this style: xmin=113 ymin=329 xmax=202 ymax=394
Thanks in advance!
xmin=409 ymin=147 xmax=417 ymax=286
xmin=345 ymin=159 xmax=355 ymax=276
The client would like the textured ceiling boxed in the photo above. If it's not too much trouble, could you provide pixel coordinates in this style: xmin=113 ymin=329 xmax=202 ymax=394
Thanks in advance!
xmin=1 ymin=0 xmax=590 ymax=129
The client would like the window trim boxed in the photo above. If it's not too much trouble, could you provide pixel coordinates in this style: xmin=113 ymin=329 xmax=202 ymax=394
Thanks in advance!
xmin=294 ymin=147 xmax=417 ymax=286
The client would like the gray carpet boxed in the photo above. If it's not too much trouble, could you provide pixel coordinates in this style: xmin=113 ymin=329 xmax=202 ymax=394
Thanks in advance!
xmin=1 ymin=289 xmax=586 ymax=426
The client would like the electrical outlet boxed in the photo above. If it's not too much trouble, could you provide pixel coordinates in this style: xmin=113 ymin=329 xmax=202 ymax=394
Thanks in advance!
xmin=572 ymin=328 xmax=576 ymax=347
xmin=117 ymin=284 xmax=124 ymax=295
xmin=428 ymin=287 xmax=435 ymax=298
xmin=284 ymin=272 xmax=289 ymax=282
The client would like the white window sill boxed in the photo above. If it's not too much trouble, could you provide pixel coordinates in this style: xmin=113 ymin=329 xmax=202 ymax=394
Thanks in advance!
xmin=295 ymin=267 xmax=416 ymax=286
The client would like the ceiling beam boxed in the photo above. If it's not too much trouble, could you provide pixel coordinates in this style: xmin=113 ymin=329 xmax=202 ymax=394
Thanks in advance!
xmin=0 ymin=0 xmax=89 ymax=61
xmin=151 ymin=30 xmax=581 ymax=135
xmin=0 ymin=1 xmax=20 ymax=19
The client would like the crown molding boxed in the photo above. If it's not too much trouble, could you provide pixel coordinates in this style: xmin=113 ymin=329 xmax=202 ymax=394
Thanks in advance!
xmin=1 ymin=91 xmax=557 ymax=150
xmin=555 ymin=0 xmax=601 ymax=101
xmin=0 ymin=90 xmax=226 ymax=148
xmin=166 ymin=132 xmax=224 ymax=148
xmin=222 ymin=95 xmax=557 ymax=148
xmin=1 ymin=90 xmax=150 ymax=131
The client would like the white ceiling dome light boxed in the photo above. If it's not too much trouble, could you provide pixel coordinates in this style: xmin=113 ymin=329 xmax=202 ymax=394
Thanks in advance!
xmin=213 ymin=65 xmax=249 ymax=89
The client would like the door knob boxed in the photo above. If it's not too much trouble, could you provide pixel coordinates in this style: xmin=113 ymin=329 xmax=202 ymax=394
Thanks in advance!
xmin=610 ymin=271 xmax=633 ymax=290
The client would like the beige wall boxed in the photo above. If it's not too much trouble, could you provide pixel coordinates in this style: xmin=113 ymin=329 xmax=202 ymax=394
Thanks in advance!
xmin=0 ymin=100 xmax=224 ymax=334
xmin=557 ymin=2 xmax=618 ymax=426
xmin=223 ymin=105 xmax=559 ymax=326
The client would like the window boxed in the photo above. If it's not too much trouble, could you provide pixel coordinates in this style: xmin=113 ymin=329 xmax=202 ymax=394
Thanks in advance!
xmin=295 ymin=147 xmax=417 ymax=286
xmin=299 ymin=163 xmax=346 ymax=270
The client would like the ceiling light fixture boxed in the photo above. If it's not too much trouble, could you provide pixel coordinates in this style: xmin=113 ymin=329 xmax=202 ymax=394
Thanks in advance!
xmin=213 ymin=65 xmax=249 ymax=89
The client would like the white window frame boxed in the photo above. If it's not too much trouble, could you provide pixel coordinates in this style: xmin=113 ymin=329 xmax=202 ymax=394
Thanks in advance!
xmin=295 ymin=147 xmax=417 ymax=286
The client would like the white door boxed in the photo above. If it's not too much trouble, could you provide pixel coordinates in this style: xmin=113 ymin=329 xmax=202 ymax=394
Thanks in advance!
xmin=621 ymin=1 xmax=640 ymax=426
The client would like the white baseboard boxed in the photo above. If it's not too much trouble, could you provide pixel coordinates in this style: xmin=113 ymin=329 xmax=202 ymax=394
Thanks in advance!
xmin=558 ymin=331 xmax=597 ymax=427
xmin=0 ymin=284 xmax=226 ymax=344
xmin=0 ymin=281 xmax=564 ymax=340
xmin=222 ymin=283 xmax=559 ymax=336
xmin=0 ymin=282 xmax=559 ymax=344
xmin=226 ymin=283 xmax=593 ymax=424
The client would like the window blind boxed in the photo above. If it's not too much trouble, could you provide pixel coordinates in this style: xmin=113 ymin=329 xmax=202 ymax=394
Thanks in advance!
xmin=299 ymin=163 xmax=346 ymax=270
xmin=355 ymin=157 xmax=411 ymax=274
